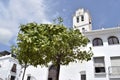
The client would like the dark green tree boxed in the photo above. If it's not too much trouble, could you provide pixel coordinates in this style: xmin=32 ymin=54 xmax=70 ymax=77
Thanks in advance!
xmin=11 ymin=17 xmax=93 ymax=80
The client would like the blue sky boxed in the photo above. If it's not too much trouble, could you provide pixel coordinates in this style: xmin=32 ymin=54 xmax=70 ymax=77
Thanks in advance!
xmin=0 ymin=0 xmax=120 ymax=51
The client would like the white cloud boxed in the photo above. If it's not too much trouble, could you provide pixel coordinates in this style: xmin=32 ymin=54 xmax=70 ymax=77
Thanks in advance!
xmin=0 ymin=28 xmax=13 ymax=45
xmin=0 ymin=0 xmax=52 ymax=45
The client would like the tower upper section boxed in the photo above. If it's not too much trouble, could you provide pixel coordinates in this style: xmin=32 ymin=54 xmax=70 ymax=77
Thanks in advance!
xmin=73 ymin=8 xmax=92 ymax=32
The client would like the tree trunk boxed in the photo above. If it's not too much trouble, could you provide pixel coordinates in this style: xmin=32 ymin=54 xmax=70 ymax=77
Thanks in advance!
xmin=22 ymin=64 xmax=27 ymax=80
xmin=56 ymin=64 xmax=60 ymax=80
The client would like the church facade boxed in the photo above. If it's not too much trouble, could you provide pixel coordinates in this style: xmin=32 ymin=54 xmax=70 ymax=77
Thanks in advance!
xmin=73 ymin=8 xmax=120 ymax=80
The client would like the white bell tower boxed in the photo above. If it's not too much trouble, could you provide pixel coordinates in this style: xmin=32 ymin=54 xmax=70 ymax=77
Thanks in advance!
xmin=73 ymin=8 xmax=92 ymax=32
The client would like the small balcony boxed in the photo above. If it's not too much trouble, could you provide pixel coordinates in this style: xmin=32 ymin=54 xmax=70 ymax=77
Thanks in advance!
xmin=108 ymin=66 xmax=120 ymax=78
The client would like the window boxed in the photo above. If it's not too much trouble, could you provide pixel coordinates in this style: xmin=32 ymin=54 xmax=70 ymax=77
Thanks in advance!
xmin=81 ymin=15 xmax=84 ymax=21
xmin=27 ymin=76 xmax=31 ymax=80
xmin=94 ymin=57 xmax=105 ymax=73
xmin=11 ymin=64 xmax=17 ymax=73
xmin=111 ymin=57 xmax=120 ymax=66
xmin=109 ymin=57 xmax=120 ymax=75
xmin=48 ymin=78 xmax=52 ymax=80
xmin=93 ymin=38 xmax=103 ymax=46
xmin=76 ymin=17 xmax=79 ymax=23
xmin=81 ymin=74 xmax=86 ymax=80
xmin=82 ymin=28 xmax=85 ymax=32
xmin=95 ymin=67 xmax=105 ymax=73
xmin=108 ymin=36 xmax=119 ymax=45
xmin=80 ymin=71 xmax=86 ymax=80
xmin=10 ymin=76 xmax=15 ymax=80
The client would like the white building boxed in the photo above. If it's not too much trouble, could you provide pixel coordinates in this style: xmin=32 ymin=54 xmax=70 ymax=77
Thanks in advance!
xmin=2 ymin=8 xmax=119 ymax=80
xmin=0 ymin=51 xmax=22 ymax=80
xmin=73 ymin=8 xmax=120 ymax=80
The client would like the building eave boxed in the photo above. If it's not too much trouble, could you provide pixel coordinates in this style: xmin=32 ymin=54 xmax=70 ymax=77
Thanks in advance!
xmin=84 ymin=27 xmax=120 ymax=36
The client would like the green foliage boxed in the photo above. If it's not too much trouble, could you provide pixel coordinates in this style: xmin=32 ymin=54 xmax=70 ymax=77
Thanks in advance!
xmin=11 ymin=20 xmax=93 ymax=67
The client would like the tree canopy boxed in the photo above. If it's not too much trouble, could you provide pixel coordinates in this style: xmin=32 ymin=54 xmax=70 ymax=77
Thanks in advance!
xmin=11 ymin=18 xmax=93 ymax=80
